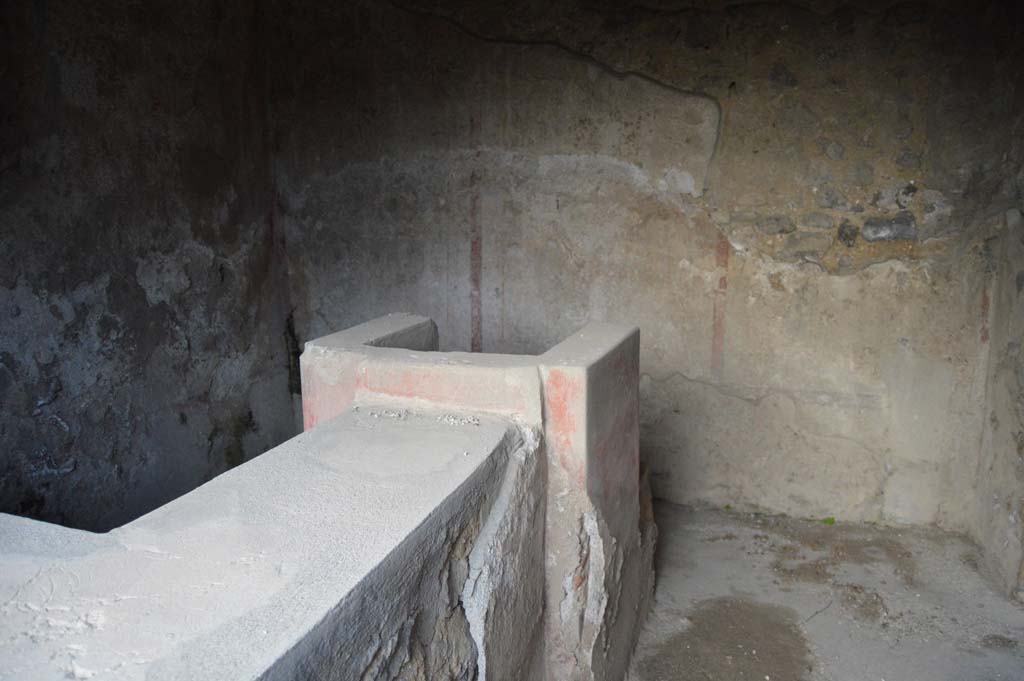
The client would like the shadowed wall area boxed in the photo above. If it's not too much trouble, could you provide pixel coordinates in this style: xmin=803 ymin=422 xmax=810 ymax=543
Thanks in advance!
xmin=2 ymin=0 xmax=1023 ymax=600
xmin=0 ymin=1 xmax=296 ymax=531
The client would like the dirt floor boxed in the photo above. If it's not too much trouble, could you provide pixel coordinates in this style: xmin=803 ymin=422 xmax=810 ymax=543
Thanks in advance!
xmin=628 ymin=502 xmax=1024 ymax=681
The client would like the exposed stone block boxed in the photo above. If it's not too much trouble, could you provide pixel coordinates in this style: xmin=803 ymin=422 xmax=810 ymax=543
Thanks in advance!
xmin=801 ymin=212 xmax=835 ymax=230
xmin=862 ymin=211 xmax=918 ymax=241
xmin=838 ymin=219 xmax=859 ymax=247
xmin=756 ymin=215 xmax=797 ymax=235
xmin=776 ymin=232 xmax=834 ymax=263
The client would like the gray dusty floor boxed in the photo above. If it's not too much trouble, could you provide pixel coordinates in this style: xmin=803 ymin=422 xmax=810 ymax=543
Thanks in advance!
xmin=628 ymin=502 xmax=1024 ymax=681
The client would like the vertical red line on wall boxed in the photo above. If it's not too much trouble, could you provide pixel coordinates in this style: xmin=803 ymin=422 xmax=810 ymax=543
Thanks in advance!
xmin=710 ymin=233 xmax=730 ymax=381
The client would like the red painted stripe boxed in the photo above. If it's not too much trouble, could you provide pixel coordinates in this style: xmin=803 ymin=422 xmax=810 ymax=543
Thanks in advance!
xmin=715 ymin=231 xmax=731 ymax=269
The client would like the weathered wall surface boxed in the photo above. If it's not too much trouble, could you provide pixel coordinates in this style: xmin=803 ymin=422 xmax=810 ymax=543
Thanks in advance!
xmin=976 ymin=209 xmax=1024 ymax=597
xmin=272 ymin=0 xmax=1023 ymax=545
xmin=0 ymin=2 xmax=296 ymax=530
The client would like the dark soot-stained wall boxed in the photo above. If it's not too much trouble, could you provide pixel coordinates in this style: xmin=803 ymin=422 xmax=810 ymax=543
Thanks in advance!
xmin=0 ymin=1 xmax=296 ymax=531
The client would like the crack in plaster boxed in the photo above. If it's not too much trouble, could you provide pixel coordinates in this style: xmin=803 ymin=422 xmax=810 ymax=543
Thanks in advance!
xmin=389 ymin=1 xmax=723 ymax=196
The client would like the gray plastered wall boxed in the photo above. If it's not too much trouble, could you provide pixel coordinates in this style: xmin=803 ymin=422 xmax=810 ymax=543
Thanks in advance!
xmin=270 ymin=1 xmax=1024 ymax=592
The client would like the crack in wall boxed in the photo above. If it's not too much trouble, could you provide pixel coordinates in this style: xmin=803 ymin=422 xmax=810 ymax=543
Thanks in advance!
xmin=389 ymin=0 xmax=724 ymax=196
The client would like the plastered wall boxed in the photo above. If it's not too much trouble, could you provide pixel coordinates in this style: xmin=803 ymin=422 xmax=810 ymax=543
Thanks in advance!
xmin=3 ymin=0 xmax=1022 ymax=596
xmin=271 ymin=0 xmax=1023 ymax=576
